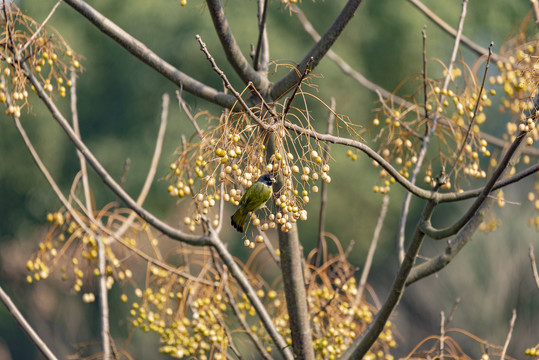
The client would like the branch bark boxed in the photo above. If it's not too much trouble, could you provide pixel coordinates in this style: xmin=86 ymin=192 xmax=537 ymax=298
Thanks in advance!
xmin=62 ymin=0 xmax=237 ymax=108
xmin=340 ymin=200 xmax=436 ymax=359
xmin=0 ymin=286 xmax=59 ymax=360
xmin=266 ymin=135 xmax=315 ymax=360
xmin=270 ymin=0 xmax=364 ymax=100
xmin=206 ymin=0 xmax=269 ymax=91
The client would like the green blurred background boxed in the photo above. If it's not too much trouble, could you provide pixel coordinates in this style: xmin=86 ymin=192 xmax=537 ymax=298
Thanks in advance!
xmin=0 ymin=0 xmax=537 ymax=358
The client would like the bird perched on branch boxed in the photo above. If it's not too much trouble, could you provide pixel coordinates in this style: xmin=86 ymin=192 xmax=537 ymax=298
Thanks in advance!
xmin=231 ymin=174 xmax=275 ymax=233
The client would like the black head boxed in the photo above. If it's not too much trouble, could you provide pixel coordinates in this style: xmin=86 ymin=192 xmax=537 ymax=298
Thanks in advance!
xmin=257 ymin=174 xmax=276 ymax=186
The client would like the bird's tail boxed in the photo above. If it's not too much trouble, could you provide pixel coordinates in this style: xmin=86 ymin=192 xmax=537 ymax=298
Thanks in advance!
xmin=231 ymin=209 xmax=247 ymax=233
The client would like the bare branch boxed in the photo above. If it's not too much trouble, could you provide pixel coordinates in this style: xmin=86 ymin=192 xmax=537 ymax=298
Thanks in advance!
xmin=0 ymin=285 xmax=59 ymax=360
xmin=439 ymin=161 xmax=539 ymax=203
xmin=529 ymin=244 xmax=539 ymax=289
xmin=97 ymin=236 xmax=111 ymax=360
xmin=176 ymin=90 xmax=203 ymax=138
xmin=500 ymin=309 xmax=517 ymax=360
xmin=292 ymin=5 xmax=408 ymax=107
xmin=224 ymin=286 xmax=274 ymax=360
xmin=196 ymin=35 xmax=273 ymax=131
xmin=422 ymin=129 xmax=532 ymax=240
xmin=206 ymin=0 xmax=269 ymax=91
xmin=444 ymin=297 xmax=460 ymax=327
xmin=209 ymin=233 xmax=294 ymax=360
xmin=447 ymin=42 xmax=493 ymax=180
xmin=440 ymin=311 xmax=445 ymax=360
xmin=532 ymin=0 xmax=539 ymax=28
xmin=270 ymin=0 xmax=364 ymax=100
xmin=341 ymin=200 xmax=436 ymax=359
xmin=314 ymin=97 xmax=336 ymax=268
xmin=407 ymin=186 xmax=497 ymax=285
xmin=397 ymin=26 xmax=430 ymax=264
xmin=70 ymin=66 xmax=112 ymax=360
xmin=24 ymin=65 xmax=209 ymax=246
xmin=357 ymin=195 xmax=389 ymax=303
xmin=408 ymin=0 xmax=505 ymax=63
xmin=264 ymin=136 xmax=314 ymax=360
xmin=62 ymin=0 xmax=236 ymax=108
xmin=253 ymin=0 xmax=270 ymax=72
xmin=293 ymin=4 xmax=539 ymax=160
xmin=19 ymin=0 xmax=63 ymax=54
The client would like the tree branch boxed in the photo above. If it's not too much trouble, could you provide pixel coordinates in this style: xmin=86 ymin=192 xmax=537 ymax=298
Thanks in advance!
xmin=0 ymin=285 xmax=59 ymax=360
xmin=529 ymin=244 xmax=539 ymax=289
xmin=266 ymin=135 xmax=315 ymax=360
xmin=314 ymin=98 xmax=336 ymax=268
xmin=209 ymin=232 xmax=294 ymax=360
xmin=62 ymin=0 xmax=236 ymax=108
xmin=357 ymin=195 xmax=389 ymax=304
xmin=24 ymin=65 xmax=209 ymax=246
xmin=341 ymin=200 xmax=436 ymax=360
xmin=253 ymin=0 xmax=270 ymax=73
xmin=408 ymin=0 xmax=505 ymax=63
xmin=397 ymin=26 xmax=430 ymax=264
xmin=500 ymin=309 xmax=517 ymax=360
xmin=270 ymin=0 xmax=364 ymax=100
xmin=293 ymin=3 xmax=539 ymax=162
xmin=205 ymin=0 xmax=269 ymax=91
xmin=421 ymin=128 xmax=533 ymax=240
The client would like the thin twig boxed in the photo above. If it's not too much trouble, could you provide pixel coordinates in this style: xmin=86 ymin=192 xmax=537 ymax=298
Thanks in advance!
xmin=375 ymin=89 xmax=424 ymax=140
xmin=343 ymin=195 xmax=389 ymax=341
xmin=398 ymin=7 xmax=469 ymax=261
xmin=444 ymin=297 xmax=460 ymax=327
xmin=19 ymin=0 xmax=63 ymax=54
xmin=113 ymin=94 xmax=169 ymax=237
xmin=255 ymin=226 xmax=280 ymax=265
xmin=421 ymin=26 xmax=430 ymax=131
xmin=282 ymin=57 xmax=313 ymax=119
xmin=397 ymin=26 xmax=431 ymax=263
xmin=0 ymin=285 xmax=59 ymax=360
xmin=500 ymin=309 xmax=517 ymax=360
xmin=447 ymin=42 xmax=493 ymax=181
xmin=196 ymin=35 xmax=273 ymax=132
xmin=357 ymin=195 xmax=389 ymax=303
xmin=314 ymin=97 xmax=336 ymax=268
xmin=408 ymin=0 xmax=504 ymax=63
xmin=529 ymin=244 xmax=539 ymax=289
xmin=176 ymin=90 xmax=203 ymax=138
xmin=224 ymin=286 xmax=273 ymax=360
xmin=440 ymin=311 xmax=445 ymax=360
xmin=97 ymin=236 xmax=111 ymax=360
xmin=70 ymin=65 xmax=111 ymax=360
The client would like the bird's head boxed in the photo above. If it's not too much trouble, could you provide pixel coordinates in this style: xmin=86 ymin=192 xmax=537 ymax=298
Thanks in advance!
xmin=257 ymin=174 xmax=276 ymax=187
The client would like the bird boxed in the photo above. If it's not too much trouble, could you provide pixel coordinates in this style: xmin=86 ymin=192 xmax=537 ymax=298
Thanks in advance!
xmin=231 ymin=174 xmax=276 ymax=233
